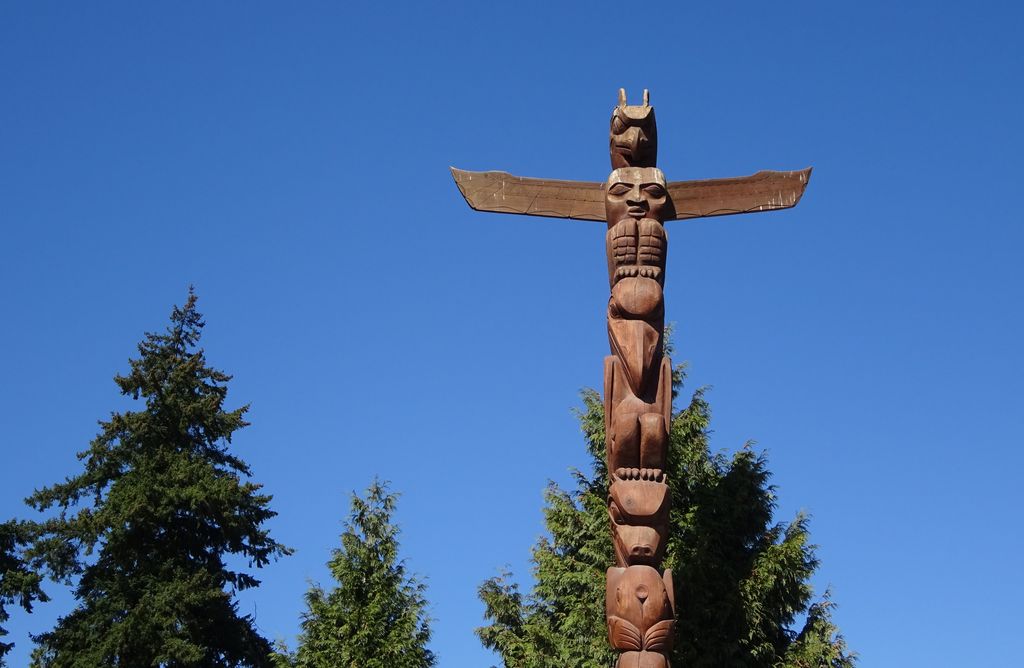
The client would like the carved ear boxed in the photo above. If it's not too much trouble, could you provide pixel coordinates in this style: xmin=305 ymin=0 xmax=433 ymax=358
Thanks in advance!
xmin=643 ymin=89 xmax=650 ymax=106
xmin=618 ymin=88 xmax=627 ymax=106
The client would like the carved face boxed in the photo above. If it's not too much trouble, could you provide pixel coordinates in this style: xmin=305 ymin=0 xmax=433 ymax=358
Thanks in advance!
xmin=606 ymin=168 xmax=668 ymax=224
xmin=610 ymin=100 xmax=658 ymax=169
xmin=609 ymin=478 xmax=669 ymax=566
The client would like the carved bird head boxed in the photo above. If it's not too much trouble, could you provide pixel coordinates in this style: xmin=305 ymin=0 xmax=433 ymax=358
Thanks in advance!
xmin=611 ymin=88 xmax=658 ymax=169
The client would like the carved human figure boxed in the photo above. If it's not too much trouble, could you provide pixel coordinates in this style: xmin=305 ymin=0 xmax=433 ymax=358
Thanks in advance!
xmin=605 ymin=166 xmax=670 ymax=395
xmin=604 ymin=166 xmax=672 ymax=487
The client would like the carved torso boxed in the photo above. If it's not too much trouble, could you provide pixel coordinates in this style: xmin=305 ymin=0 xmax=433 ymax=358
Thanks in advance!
xmin=608 ymin=218 xmax=667 ymax=287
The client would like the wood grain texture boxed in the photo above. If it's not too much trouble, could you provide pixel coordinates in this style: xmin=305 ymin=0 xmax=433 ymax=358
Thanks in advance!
xmin=449 ymin=168 xmax=606 ymax=221
xmin=450 ymin=167 xmax=812 ymax=222
xmin=452 ymin=88 xmax=811 ymax=668
xmin=668 ymin=168 xmax=812 ymax=220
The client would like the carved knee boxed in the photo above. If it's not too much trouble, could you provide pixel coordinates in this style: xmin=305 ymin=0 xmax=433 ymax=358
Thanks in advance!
xmin=638 ymin=412 xmax=667 ymax=473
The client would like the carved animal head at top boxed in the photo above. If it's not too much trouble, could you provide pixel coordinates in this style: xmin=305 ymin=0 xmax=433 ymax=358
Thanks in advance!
xmin=606 ymin=167 xmax=669 ymax=225
xmin=610 ymin=88 xmax=658 ymax=169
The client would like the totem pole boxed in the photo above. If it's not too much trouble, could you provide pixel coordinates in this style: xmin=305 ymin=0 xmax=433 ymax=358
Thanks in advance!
xmin=602 ymin=91 xmax=674 ymax=668
xmin=452 ymin=90 xmax=810 ymax=667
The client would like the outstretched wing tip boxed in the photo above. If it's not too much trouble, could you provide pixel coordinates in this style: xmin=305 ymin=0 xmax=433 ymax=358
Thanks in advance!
xmin=668 ymin=167 xmax=814 ymax=220
xmin=793 ymin=166 xmax=813 ymax=202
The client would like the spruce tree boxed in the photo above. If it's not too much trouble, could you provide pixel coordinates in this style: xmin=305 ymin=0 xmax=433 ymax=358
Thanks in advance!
xmin=282 ymin=480 xmax=434 ymax=668
xmin=478 ymin=361 xmax=854 ymax=668
xmin=0 ymin=520 xmax=46 ymax=665
xmin=26 ymin=291 xmax=290 ymax=667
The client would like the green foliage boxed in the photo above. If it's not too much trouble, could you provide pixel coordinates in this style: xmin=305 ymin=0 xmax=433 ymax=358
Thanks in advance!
xmin=478 ymin=365 xmax=854 ymax=668
xmin=26 ymin=290 xmax=290 ymax=667
xmin=0 ymin=520 xmax=47 ymax=665
xmin=280 ymin=480 xmax=434 ymax=668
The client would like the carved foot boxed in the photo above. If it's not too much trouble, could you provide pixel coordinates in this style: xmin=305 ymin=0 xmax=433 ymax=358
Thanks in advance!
xmin=614 ymin=468 xmax=664 ymax=482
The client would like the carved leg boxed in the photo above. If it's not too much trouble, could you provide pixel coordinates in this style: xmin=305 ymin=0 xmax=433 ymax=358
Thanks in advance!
xmin=638 ymin=412 xmax=667 ymax=474
xmin=607 ymin=356 xmax=670 ymax=475
xmin=610 ymin=411 xmax=642 ymax=475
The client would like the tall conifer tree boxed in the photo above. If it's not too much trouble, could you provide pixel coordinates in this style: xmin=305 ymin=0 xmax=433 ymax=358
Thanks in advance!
xmin=478 ymin=361 xmax=854 ymax=668
xmin=282 ymin=480 xmax=435 ymax=668
xmin=0 ymin=520 xmax=46 ymax=665
xmin=27 ymin=291 xmax=290 ymax=666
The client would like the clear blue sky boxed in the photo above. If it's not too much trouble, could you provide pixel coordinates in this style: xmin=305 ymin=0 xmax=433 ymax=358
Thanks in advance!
xmin=2 ymin=2 xmax=1022 ymax=665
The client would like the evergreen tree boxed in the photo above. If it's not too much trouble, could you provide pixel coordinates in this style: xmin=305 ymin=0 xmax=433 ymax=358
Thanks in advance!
xmin=27 ymin=291 xmax=290 ymax=667
xmin=281 ymin=480 xmax=434 ymax=668
xmin=0 ymin=520 xmax=46 ymax=665
xmin=478 ymin=361 xmax=854 ymax=668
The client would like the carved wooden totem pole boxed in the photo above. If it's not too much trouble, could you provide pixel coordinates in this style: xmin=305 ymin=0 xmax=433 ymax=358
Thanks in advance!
xmin=452 ymin=90 xmax=810 ymax=668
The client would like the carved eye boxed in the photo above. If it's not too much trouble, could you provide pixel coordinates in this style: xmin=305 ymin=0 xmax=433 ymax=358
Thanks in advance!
xmin=608 ymin=183 xmax=631 ymax=196
xmin=643 ymin=184 xmax=666 ymax=198
xmin=609 ymin=503 xmax=625 ymax=525
xmin=611 ymin=115 xmax=627 ymax=135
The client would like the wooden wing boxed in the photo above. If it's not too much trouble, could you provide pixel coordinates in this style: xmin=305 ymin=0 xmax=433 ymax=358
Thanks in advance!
xmin=667 ymin=168 xmax=812 ymax=220
xmin=451 ymin=166 xmax=812 ymax=222
xmin=450 ymin=168 xmax=605 ymax=221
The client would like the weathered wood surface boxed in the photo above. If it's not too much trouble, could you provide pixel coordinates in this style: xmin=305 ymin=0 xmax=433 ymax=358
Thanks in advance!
xmin=451 ymin=88 xmax=810 ymax=668
xmin=450 ymin=167 xmax=811 ymax=222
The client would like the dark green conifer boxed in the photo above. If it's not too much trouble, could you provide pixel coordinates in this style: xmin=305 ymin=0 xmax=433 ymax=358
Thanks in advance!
xmin=478 ymin=361 xmax=854 ymax=668
xmin=27 ymin=291 xmax=290 ymax=667
xmin=0 ymin=520 xmax=46 ymax=665
xmin=282 ymin=480 xmax=434 ymax=668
